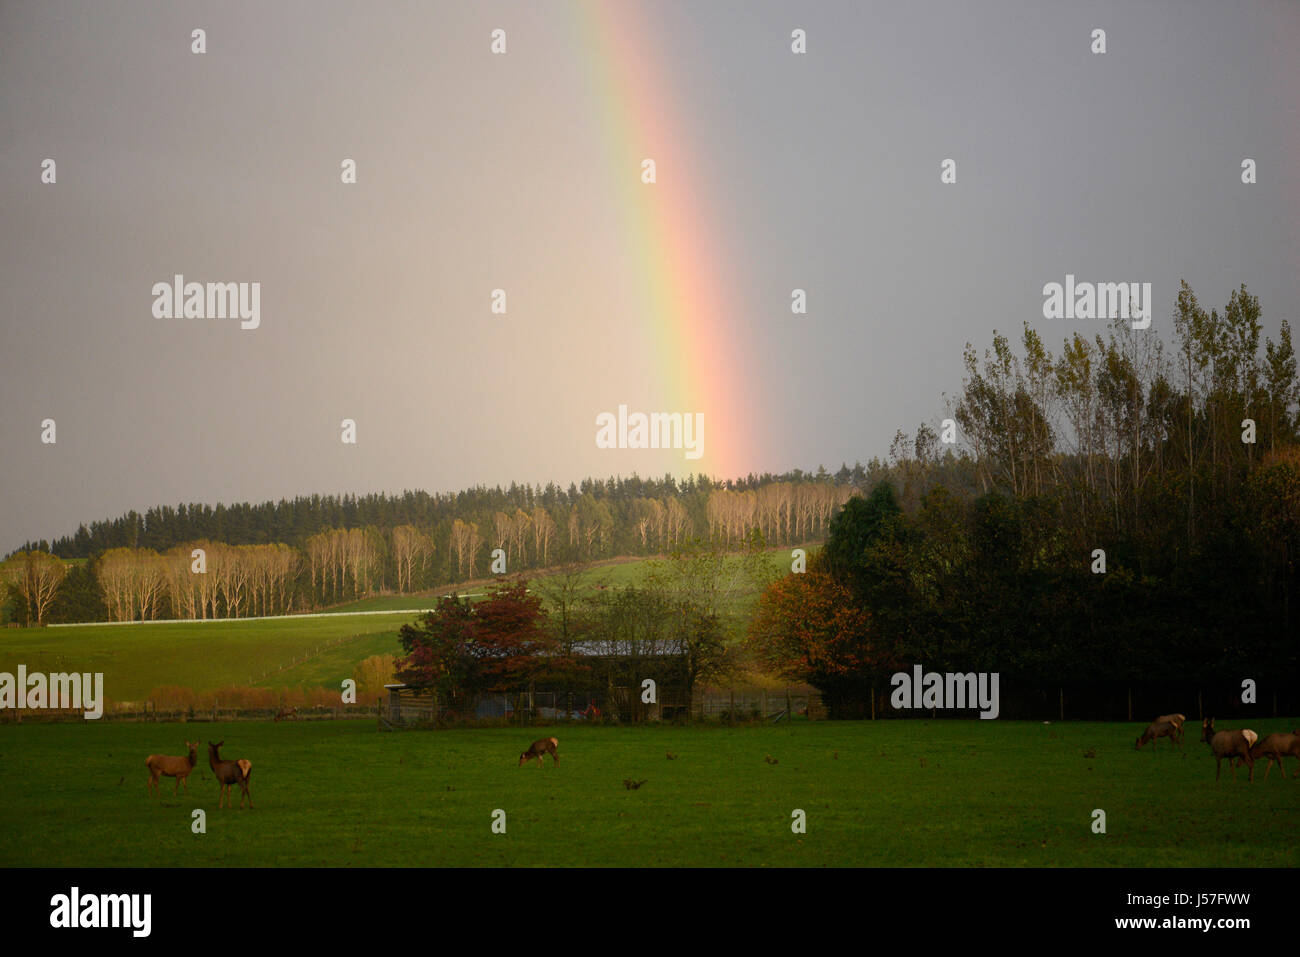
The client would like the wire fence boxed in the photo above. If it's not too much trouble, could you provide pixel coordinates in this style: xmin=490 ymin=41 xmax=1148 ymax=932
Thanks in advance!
xmin=0 ymin=703 xmax=379 ymax=724
xmin=246 ymin=631 xmax=376 ymax=684
xmin=378 ymin=684 xmax=823 ymax=729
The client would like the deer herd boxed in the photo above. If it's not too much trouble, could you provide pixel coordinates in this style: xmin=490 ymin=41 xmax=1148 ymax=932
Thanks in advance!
xmin=1135 ymin=712 xmax=1300 ymax=782
xmin=144 ymin=740 xmax=252 ymax=808
xmin=138 ymin=714 xmax=1295 ymax=810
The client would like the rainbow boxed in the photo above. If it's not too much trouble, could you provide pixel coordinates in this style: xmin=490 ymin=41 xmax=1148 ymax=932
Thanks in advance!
xmin=573 ymin=2 xmax=750 ymax=479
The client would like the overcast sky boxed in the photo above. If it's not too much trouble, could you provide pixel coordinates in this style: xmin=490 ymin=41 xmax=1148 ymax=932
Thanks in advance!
xmin=2 ymin=0 xmax=1297 ymax=553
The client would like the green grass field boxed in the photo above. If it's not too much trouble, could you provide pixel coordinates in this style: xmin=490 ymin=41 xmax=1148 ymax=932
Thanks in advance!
xmin=319 ymin=554 xmax=666 ymax=613
xmin=0 ymin=548 xmax=806 ymax=700
xmin=1 ymin=720 xmax=1295 ymax=867
xmin=0 ymin=613 xmax=416 ymax=700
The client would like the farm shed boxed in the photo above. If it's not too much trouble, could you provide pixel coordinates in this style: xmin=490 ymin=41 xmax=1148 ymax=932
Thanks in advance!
xmin=380 ymin=643 xmax=697 ymax=728
xmin=381 ymin=683 xmax=601 ymax=728
xmin=382 ymin=684 xmax=440 ymax=727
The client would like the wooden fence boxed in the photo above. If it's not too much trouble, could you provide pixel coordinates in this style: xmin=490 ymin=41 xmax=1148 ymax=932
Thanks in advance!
xmin=0 ymin=703 xmax=378 ymax=724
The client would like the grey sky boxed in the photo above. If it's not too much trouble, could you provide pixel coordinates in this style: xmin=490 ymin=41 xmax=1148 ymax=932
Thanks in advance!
xmin=2 ymin=0 xmax=1297 ymax=552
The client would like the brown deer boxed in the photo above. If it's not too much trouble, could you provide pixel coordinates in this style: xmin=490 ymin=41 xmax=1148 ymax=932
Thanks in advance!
xmin=518 ymin=737 xmax=559 ymax=767
xmin=146 ymin=741 xmax=199 ymax=798
xmin=1135 ymin=713 xmax=1186 ymax=751
xmin=1200 ymin=718 xmax=1257 ymax=782
xmin=208 ymin=740 xmax=253 ymax=808
xmin=274 ymin=708 xmax=297 ymax=722
xmin=1249 ymin=730 xmax=1300 ymax=781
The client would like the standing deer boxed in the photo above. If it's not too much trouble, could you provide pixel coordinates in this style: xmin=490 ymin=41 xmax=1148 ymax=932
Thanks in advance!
xmin=1250 ymin=730 xmax=1300 ymax=781
xmin=208 ymin=740 xmax=253 ymax=808
xmin=1135 ymin=713 xmax=1186 ymax=751
xmin=518 ymin=737 xmax=559 ymax=767
xmin=146 ymin=741 xmax=199 ymax=798
xmin=1200 ymin=718 xmax=1257 ymax=782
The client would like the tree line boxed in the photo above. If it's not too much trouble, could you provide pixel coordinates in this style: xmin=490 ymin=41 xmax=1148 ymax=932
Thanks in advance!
xmin=1 ymin=480 xmax=842 ymax=624
xmin=10 ymin=470 xmax=865 ymax=562
xmin=750 ymin=282 xmax=1300 ymax=718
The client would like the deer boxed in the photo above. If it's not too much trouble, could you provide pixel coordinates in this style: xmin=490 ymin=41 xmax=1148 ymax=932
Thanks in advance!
xmin=1249 ymin=730 xmax=1300 ymax=781
xmin=208 ymin=740 xmax=253 ymax=808
xmin=1200 ymin=718 xmax=1257 ymax=782
xmin=518 ymin=737 xmax=559 ymax=767
xmin=1135 ymin=713 xmax=1186 ymax=751
xmin=146 ymin=741 xmax=199 ymax=798
xmin=274 ymin=708 xmax=297 ymax=722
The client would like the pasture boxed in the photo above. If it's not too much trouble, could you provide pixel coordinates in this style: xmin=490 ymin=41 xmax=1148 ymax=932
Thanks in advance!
xmin=320 ymin=553 xmax=670 ymax=614
xmin=0 ymin=547 xmax=802 ymax=700
xmin=0 ymin=612 xmax=416 ymax=700
xmin=1 ymin=719 xmax=1296 ymax=867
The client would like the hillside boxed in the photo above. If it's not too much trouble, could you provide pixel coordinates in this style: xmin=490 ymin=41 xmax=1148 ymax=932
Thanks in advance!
xmin=0 ymin=547 xmax=813 ymax=701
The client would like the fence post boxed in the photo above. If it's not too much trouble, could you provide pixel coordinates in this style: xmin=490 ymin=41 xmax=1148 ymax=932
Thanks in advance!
xmin=1059 ymin=688 xmax=1064 ymax=721
xmin=1127 ymin=687 xmax=1132 ymax=722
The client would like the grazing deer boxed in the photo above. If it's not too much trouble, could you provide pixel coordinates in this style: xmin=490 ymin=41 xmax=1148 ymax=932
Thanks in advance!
xmin=146 ymin=741 xmax=199 ymax=798
xmin=1135 ymin=713 xmax=1186 ymax=751
xmin=518 ymin=737 xmax=559 ymax=767
xmin=1250 ymin=730 xmax=1300 ymax=781
xmin=1201 ymin=718 xmax=1257 ymax=782
xmin=274 ymin=708 xmax=297 ymax=722
xmin=208 ymin=740 xmax=253 ymax=808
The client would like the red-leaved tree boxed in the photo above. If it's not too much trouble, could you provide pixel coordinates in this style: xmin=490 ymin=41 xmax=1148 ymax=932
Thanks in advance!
xmin=396 ymin=578 xmax=553 ymax=702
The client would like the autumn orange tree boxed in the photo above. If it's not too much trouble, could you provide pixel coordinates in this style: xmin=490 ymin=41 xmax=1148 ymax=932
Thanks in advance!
xmin=747 ymin=554 xmax=885 ymax=717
